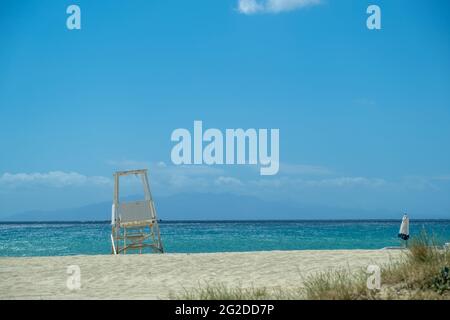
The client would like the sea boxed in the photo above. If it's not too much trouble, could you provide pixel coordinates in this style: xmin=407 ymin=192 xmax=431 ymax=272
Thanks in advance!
xmin=0 ymin=220 xmax=449 ymax=257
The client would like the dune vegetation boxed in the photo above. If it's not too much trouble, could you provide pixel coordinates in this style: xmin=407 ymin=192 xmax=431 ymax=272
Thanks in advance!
xmin=177 ymin=232 xmax=450 ymax=300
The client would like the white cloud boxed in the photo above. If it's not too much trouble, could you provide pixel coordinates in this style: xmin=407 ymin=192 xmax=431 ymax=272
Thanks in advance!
xmin=0 ymin=171 xmax=111 ymax=188
xmin=118 ymin=161 xmax=388 ymax=195
xmin=3 ymin=163 xmax=442 ymax=206
xmin=304 ymin=177 xmax=386 ymax=188
xmin=238 ymin=0 xmax=264 ymax=14
xmin=157 ymin=161 xmax=167 ymax=168
xmin=105 ymin=160 xmax=227 ymax=194
xmin=247 ymin=176 xmax=387 ymax=190
xmin=159 ymin=167 xmax=223 ymax=191
xmin=238 ymin=0 xmax=321 ymax=15
xmin=214 ymin=176 xmax=244 ymax=187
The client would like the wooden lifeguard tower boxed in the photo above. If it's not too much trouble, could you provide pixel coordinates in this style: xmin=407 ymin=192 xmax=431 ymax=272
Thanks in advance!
xmin=110 ymin=169 xmax=164 ymax=254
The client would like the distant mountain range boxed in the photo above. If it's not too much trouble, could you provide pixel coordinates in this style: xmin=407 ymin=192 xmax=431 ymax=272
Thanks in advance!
xmin=0 ymin=193 xmax=404 ymax=222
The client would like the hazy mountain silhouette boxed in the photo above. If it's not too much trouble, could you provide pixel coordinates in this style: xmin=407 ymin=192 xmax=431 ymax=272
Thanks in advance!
xmin=2 ymin=193 xmax=398 ymax=221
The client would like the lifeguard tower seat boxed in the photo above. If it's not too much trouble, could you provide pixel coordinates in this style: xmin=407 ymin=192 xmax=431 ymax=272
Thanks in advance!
xmin=111 ymin=169 xmax=164 ymax=254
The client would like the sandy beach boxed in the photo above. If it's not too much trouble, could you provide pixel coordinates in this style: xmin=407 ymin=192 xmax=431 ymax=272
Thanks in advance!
xmin=0 ymin=250 xmax=403 ymax=300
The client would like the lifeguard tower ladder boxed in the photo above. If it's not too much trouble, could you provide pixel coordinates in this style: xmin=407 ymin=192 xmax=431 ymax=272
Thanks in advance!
xmin=111 ymin=169 xmax=164 ymax=254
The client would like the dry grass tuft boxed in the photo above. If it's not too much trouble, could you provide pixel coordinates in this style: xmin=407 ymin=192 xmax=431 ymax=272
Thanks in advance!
xmin=174 ymin=283 xmax=273 ymax=300
xmin=381 ymin=231 xmax=450 ymax=298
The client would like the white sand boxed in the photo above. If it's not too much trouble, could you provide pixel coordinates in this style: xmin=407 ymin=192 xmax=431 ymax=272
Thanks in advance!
xmin=0 ymin=250 xmax=401 ymax=300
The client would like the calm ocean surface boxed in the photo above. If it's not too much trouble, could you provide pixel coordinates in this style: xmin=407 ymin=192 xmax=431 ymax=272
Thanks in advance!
xmin=0 ymin=220 xmax=449 ymax=257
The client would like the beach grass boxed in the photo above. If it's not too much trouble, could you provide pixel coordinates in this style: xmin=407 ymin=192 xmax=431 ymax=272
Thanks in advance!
xmin=301 ymin=269 xmax=374 ymax=300
xmin=173 ymin=284 xmax=272 ymax=300
xmin=381 ymin=231 xmax=450 ymax=299
xmin=177 ymin=233 xmax=450 ymax=300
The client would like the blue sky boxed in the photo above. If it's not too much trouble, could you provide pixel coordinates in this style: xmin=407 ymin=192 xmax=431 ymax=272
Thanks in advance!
xmin=0 ymin=0 xmax=450 ymax=218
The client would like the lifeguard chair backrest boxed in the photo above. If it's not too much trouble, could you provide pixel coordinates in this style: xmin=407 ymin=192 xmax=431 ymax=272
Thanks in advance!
xmin=118 ymin=200 xmax=156 ymax=224
xmin=112 ymin=169 xmax=156 ymax=225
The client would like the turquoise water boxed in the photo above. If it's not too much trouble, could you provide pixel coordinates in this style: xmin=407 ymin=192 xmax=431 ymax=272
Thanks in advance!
xmin=0 ymin=220 xmax=449 ymax=257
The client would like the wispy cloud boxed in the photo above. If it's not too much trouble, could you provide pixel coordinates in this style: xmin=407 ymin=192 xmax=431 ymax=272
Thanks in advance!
xmin=105 ymin=161 xmax=390 ymax=193
xmin=0 ymin=171 xmax=111 ymax=188
xmin=148 ymin=162 xmax=225 ymax=192
xmin=3 ymin=164 xmax=448 ymax=213
xmin=279 ymin=163 xmax=332 ymax=176
xmin=1 ymin=164 xmax=449 ymax=219
xmin=237 ymin=0 xmax=322 ymax=15
xmin=214 ymin=176 xmax=244 ymax=187
xmin=303 ymin=177 xmax=386 ymax=188
xmin=246 ymin=176 xmax=387 ymax=190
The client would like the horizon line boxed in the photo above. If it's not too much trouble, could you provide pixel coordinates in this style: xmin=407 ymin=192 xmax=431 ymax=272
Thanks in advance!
xmin=1 ymin=218 xmax=449 ymax=224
